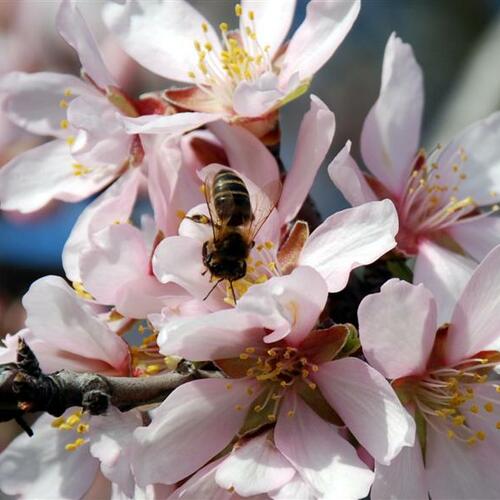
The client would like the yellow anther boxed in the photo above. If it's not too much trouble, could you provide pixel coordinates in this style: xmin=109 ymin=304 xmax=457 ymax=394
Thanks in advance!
xmin=60 ymin=119 xmax=69 ymax=129
xmin=267 ymin=414 xmax=276 ymax=422
xmin=301 ymin=369 xmax=309 ymax=378
xmin=254 ymin=404 xmax=262 ymax=412
xmin=77 ymin=424 xmax=89 ymax=434
xmin=51 ymin=417 xmax=65 ymax=428
xmin=267 ymin=262 xmax=276 ymax=271
xmin=226 ymin=383 xmax=233 ymax=390
xmin=452 ymin=415 xmax=465 ymax=426
xmin=59 ymin=423 xmax=74 ymax=431
xmin=194 ymin=40 xmax=201 ymax=51
xmin=255 ymin=275 xmax=268 ymax=284
xmin=474 ymin=374 xmax=488 ymax=383
xmin=66 ymin=135 xmax=75 ymax=146
xmin=287 ymin=410 xmax=295 ymax=417
xmin=308 ymin=382 xmax=317 ymax=390
xmin=254 ymin=260 xmax=264 ymax=267
xmin=476 ymin=431 xmax=486 ymax=441
xmin=495 ymin=385 xmax=500 ymax=393
xmin=459 ymin=173 xmax=467 ymax=180
xmin=484 ymin=402 xmax=494 ymax=413
xmin=311 ymin=364 xmax=319 ymax=372
xmin=164 ymin=356 xmax=180 ymax=370
xmin=219 ymin=22 xmax=228 ymax=32
xmin=187 ymin=71 xmax=196 ymax=79
xmin=66 ymin=414 xmax=80 ymax=426
xmin=235 ymin=4 xmax=242 ymax=16
xmin=447 ymin=430 xmax=455 ymax=440
xmin=493 ymin=205 xmax=500 ymax=212
xmin=65 ymin=443 xmax=77 ymax=452
xmin=59 ymin=99 xmax=69 ymax=109
xmin=235 ymin=404 xmax=243 ymax=411
xmin=467 ymin=436 xmax=477 ymax=445
xmin=470 ymin=405 xmax=479 ymax=414
xmin=205 ymin=42 xmax=213 ymax=51
xmin=452 ymin=164 xmax=459 ymax=172
xmin=240 ymin=353 xmax=249 ymax=360
xmin=248 ymin=10 xmax=255 ymax=20
xmin=145 ymin=364 xmax=161 ymax=375
xmin=245 ymin=347 xmax=255 ymax=354
xmin=496 ymin=421 xmax=500 ymax=430
xmin=265 ymin=241 xmax=274 ymax=250
xmin=246 ymin=387 xmax=254 ymax=396
xmin=201 ymin=22 xmax=208 ymax=33
xmin=435 ymin=410 xmax=446 ymax=418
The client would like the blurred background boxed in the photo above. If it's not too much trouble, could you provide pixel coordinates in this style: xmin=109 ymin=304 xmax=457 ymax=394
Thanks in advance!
xmin=1 ymin=0 xmax=500 ymax=349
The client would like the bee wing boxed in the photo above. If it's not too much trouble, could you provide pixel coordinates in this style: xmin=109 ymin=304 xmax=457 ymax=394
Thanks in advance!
xmin=248 ymin=178 xmax=282 ymax=242
xmin=202 ymin=171 xmax=219 ymax=240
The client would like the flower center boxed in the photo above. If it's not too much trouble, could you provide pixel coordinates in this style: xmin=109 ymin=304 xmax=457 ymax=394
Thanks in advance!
xmin=51 ymin=409 xmax=90 ymax=452
xmin=235 ymin=345 xmax=319 ymax=422
xmin=403 ymin=357 xmax=500 ymax=446
xmin=188 ymin=4 xmax=272 ymax=106
xmin=398 ymin=146 xmax=484 ymax=241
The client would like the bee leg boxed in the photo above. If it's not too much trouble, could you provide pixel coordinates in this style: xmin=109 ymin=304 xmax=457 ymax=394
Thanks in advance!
xmin=203 ymin=278 xmax=224 ymax=301
xmin=201 ymin=269 xmax=209 ymax=276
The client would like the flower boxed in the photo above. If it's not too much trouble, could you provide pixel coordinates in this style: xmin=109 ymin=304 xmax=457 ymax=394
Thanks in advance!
xmin=104 ymin=0 xmax=360 ymax=129
xmin=131 ymin=267 xmax=414 ymax=497
xmin=329 ymin=33 xmax=500 ymax=324
xmin=358 ymin=245 xmax=500 ymax=499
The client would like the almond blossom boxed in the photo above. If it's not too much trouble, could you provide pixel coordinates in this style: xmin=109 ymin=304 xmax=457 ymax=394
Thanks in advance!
xmin=103 ymin=0 xmax=360 ymax=131
xmin=131 ymin=267 xmax=414 ymax=497
xmin=329 ymin=33 xmax=500 ymax=323
xmin=358 ymin=245 xmax=500 ymax=499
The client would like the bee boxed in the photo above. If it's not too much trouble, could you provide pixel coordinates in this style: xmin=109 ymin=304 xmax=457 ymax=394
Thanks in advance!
xmin=190 ymin=168 xmax=276 ymax=302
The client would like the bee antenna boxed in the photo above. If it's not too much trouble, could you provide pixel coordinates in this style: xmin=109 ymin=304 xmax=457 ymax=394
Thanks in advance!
xmin=230 ymin=281 xmax=237 ymax=305
xmin=203 ymin=278 xmax=224 ymax=301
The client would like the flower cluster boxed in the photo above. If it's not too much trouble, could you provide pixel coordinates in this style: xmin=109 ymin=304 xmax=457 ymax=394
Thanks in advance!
xmin=1 ymin=1 xmax=500 ymax=499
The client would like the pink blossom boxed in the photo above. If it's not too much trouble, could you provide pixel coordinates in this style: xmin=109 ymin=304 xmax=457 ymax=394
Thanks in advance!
xmin=358 ymin=245 xmax=500 ymax=499
xmin=103 ymin=0 xmax=360 ymax=126
xmin=329 ymin=33 xmax=500 ymax=324
xmin=132 ymin=267 xmax=414 ymax=496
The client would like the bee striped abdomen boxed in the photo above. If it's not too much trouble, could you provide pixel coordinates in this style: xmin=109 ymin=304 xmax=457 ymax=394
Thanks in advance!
xmin=213 ymin=169 xmax=252 ymax=227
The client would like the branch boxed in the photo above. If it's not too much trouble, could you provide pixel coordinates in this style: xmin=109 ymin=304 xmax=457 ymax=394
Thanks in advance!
xmin=0 ymin=339 xmax=223 ymax=435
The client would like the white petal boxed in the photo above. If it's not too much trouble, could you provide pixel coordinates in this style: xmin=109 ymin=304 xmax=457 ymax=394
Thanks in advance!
xmin=360 ymin=33 xmax=424 ymax=195
xmin=413 ymin=239 xmax=475 ymax=326
xmin=274 ymin=392 xmax=374 ymax=499
xmin=300 ymin=200 xmax=398 ymax=292
xmin=215 ymin=433 xmax=295 ymax=496
xmin=358 ymin=279 xmax=437 ymax=379
xmin=371 ymin=443 xmax=427 ymax=500
xmin=0 ymin=413 xmax=98 ymax=499
xmin=103 ymin=0 xmax=221 ymax=82
xmin=280 ymin=0 xmax=360 ymax=82
xmin=328 ymin=141 xmax=377 ymax=206
xmin=315 ymin=358 xmax=415 ymax=465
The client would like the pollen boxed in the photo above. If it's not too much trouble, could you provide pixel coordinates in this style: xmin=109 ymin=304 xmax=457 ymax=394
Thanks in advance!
xmin=59 ymin=99 xmax=69 ymax=109
xmin=235 ymin=4 xmax=242 ymax=16
xmin=64 ymin=88 xmax=73 ymax=97
xmin=60 ymin=119 xmax=69 ymax=129
xmin=485 ymin=402 xmax=494 ymax=413
xmin=66 ymin=135 xmax=75 ymax=146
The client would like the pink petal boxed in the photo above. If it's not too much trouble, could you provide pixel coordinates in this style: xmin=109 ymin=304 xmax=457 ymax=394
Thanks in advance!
xmin=119 ymin=112 xmax=220 ymax=135
xmin=237 ymin=266 xmax=328 ymax=345
xmin=103 ymin=0 xmax=221 ymax=82
xmin=57 ymin=0 xmax=116 ymax=89
xmin=279 ymin=0 xmax=360 ymax=83
xmin=0 ymin=71 xmax=92 ymax=138
xmin=371 ymin=443 xmax=427 ymax=500
xmin=89 ymin=407 xmax=142 ymax=498
xmin=0 ymin=412 xmax=98 ymax=498
xmin=434 ymin=111 xmax=500 ymax=206
xmin=426 ymin=426 xmax=500 ymax=500
xmin=360 ymin=33 xmax=424 ymax=196
xmin=209 ymin=120 xmax=280 ymax=194
xmin=274 ymin=392 xmax=374 ymax=499
xmin=62 ymin=168 xmax=141 ymax=282
xmin=79 ymin=223 xmax=149 ymax=306
xmin=358 ymin=279 xmax=437 ymax=379
xmin=446 ymin=245 xmax=500 ymax=364
xmin=215 ymin=432 xmax=295 ymax=496
xmin=23 ymin=276 xmax=129 ymax=374
xmin=315 ymin=357 xmax=415 ymax=465
xmin=269 ymin=474 xmax=316 ymax=500
xmin=158 ymin=308 xmax=264 ymax=361
xmin=300 ymin=200 xmax=398 ymax=292
xmin=240 ymin=0 xmax=296 ymax=61
xmin=448 ymin=215 xmax=500 ymax=262
xmin=279 ymin=95 xmax=335 ymax=224
xmin=144 ymin=134 xmax=202 ymax=236
xmin=0 ymin=139 xmax=121 ymax=213
xmin=131 ymin=378 xmax=253 ymax=486
xmin=328 ymin=141 xmax=377 ymax=206
xmin=232 ymin=72 xmax=284 ymax=117
xmin=413 ymin=239 xmax=475 ymax=326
